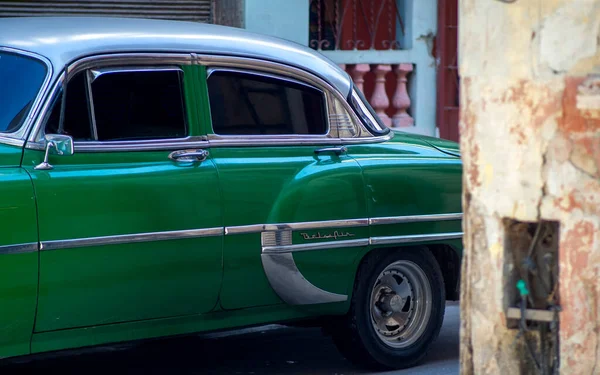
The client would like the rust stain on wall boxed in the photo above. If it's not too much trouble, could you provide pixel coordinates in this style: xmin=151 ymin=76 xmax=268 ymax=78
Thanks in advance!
xmin=468 ymin=145 xmax=481 ymax=188
xmin=560 ymin=221 xmax=595 ymax=332
xmin=561 ymin=76 xmax=600 ymax=133
xmin=460 ymin=77 xmax=482 ymax=189
xmin=554 ymin=191 xmax=583 ymax=212
xmin=565 ymin=221 xmax=593 ymax=270
xmin=570 ymin=135 xmax=600 ymax=178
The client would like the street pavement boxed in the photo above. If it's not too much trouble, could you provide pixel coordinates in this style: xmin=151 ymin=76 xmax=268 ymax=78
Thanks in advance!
xmin=2 ymin=302 xmax=459 ymax=374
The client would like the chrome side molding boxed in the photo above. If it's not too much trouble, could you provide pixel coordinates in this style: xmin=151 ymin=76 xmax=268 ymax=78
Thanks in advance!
xmin=225 ymin=218 xmax=369 ymax=235
xmin=0 ymin=242 xmax=38 ymax=255
xmin=370 ymin=232 xmax=464 ymax=246
xmin=41 ymin=227 xmax=223 ymax=251
xmin=263 ymin=238 xmax=370 ymax=254
xmin=5 ymin=213 xmax=461 ymax=254
xmin=261 ymin=232 xmax=464 ymax=254
xmin=369 ymin=213 xmax=463 ymax=225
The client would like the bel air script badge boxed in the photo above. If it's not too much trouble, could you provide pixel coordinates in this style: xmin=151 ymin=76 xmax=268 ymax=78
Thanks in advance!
xmin=300 ymin=231 xmax=355 ymax=240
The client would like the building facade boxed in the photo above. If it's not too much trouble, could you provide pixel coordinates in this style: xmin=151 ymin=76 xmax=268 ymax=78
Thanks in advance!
xmin=0 ymin=0 xmax=459 ymax=140
xmin=243 ymin=0 xmax=459 ymax=141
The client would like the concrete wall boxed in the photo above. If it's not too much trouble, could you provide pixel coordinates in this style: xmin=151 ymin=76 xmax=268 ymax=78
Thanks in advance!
xmin=244 ymin=0 xmax=309 ymax=46
xmin=460 ymin=0 xmax=600 ymax=373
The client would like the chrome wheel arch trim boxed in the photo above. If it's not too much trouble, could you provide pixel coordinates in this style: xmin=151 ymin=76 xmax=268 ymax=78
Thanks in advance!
xmin=261 ymin=252 xmax=348 ymax=305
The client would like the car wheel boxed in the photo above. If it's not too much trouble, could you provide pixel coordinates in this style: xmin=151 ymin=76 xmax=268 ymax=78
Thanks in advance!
xmin=327 ymin=247 xmax=445 ymax=370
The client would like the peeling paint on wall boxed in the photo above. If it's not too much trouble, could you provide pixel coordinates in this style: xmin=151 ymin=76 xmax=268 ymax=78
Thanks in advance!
xmin=460 ymin=0 xmax=600 ymax=373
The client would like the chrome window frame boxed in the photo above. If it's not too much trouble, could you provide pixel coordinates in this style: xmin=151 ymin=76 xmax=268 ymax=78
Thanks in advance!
xmin=86 ymin=65 xmax=188 ymax=143
xmin=0 ymin=46 xmax=54 ymax=147
xmin=205 ymin=67 xmax=332 ymax=139
xmin=26 ymin=53 xmax=203 ymax=152
xmin=198 ymin=54 xmax=391 ymax=147
xmin=23 ymin=52 xmax=393 ymax=152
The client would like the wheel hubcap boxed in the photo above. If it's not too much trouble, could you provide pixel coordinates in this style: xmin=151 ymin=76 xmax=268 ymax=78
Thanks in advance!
xmin=370 ymin=260 xmax=432 ymax=348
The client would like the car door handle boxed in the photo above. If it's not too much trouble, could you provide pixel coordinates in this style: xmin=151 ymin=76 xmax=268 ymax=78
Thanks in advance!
xmin=169 ymin=149 xmax=209 ymax=163
xmin=314 ymin=146 xmax=347 ymax=156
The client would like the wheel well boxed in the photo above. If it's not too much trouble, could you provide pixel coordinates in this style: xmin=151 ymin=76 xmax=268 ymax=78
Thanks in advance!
xmin=427 ymin=244 xmax=461 ymax=301
xmin=360 ymin=244 xmax=461 ymax=301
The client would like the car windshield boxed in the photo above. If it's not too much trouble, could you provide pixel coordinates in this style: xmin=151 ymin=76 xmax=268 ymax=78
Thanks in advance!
xmin=0 ymin=51 xmax=48 ymax=133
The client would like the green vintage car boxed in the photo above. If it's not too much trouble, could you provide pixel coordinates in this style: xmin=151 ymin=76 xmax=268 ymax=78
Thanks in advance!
xmin=0 ymin=17 xmax=462 ymax=370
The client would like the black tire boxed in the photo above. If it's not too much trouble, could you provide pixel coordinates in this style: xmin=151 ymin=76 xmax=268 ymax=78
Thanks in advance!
xmin=326 ymin=247 xmax=445 ymax=370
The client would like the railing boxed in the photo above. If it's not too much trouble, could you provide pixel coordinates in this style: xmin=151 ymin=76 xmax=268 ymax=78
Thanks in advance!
xmin=339 ymin=63 xmax=413 ymax=128
xmin=309 ymin=0 xmax=414 ymax=130
xmin=309 ymin=0 xmax=406 ymax=51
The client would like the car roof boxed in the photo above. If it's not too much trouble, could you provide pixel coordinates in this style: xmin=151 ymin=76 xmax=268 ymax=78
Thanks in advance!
xmin=0 ymin=16 xmax=351 ymax=96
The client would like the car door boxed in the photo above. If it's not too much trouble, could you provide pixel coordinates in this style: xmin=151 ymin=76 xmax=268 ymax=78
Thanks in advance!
xmin=201 ymin=65 xmax=369 ymax=309
xmin=21 ymin=57 xmax=223 ymax=332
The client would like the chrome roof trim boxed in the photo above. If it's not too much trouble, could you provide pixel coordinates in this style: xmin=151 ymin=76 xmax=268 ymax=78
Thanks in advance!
xmin=0 ymin=17 xmax=352 ymax=95
xmin=68 ymin=53 xmax=193 ymax=75
xmin=89 ymin=65 xmax=185 ymax=82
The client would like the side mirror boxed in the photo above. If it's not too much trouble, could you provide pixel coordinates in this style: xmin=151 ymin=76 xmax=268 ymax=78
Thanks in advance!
xmin=34 ymin=134 xmax=74 ymax=170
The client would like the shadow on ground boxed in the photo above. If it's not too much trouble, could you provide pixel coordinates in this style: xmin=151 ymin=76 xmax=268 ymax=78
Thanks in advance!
xmin=2 ymin=303 xmax=459 ymax=375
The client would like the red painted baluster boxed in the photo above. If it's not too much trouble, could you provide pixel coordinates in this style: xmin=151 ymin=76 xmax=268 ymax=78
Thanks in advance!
xmin=392 ymin=63 xmax=414 ymax=127
xmin=370 ymin=64 xmax=392 ymax=126
xmin=349 ymin=63 xmax=370 ymax=92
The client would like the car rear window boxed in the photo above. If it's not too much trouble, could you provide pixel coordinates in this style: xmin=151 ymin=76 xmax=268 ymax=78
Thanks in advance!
xmin=0 ymin=51 xmax=47 ymax=133
xmin=207 ymin=71 xmax=327 ymax=136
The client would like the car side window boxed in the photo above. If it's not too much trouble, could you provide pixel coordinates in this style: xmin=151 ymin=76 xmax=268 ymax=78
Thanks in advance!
xmin=207 ymin=70 xmax=327 ymax=136
xmin=45 ymin=71 xmax=94 ymax=140
xmin=45 ymin=68 xmax=187 ymax=141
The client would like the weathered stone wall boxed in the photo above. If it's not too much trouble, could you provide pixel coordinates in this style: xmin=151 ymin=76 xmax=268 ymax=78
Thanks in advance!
xmin=459 ymin=0 xmax=600 ymax=373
